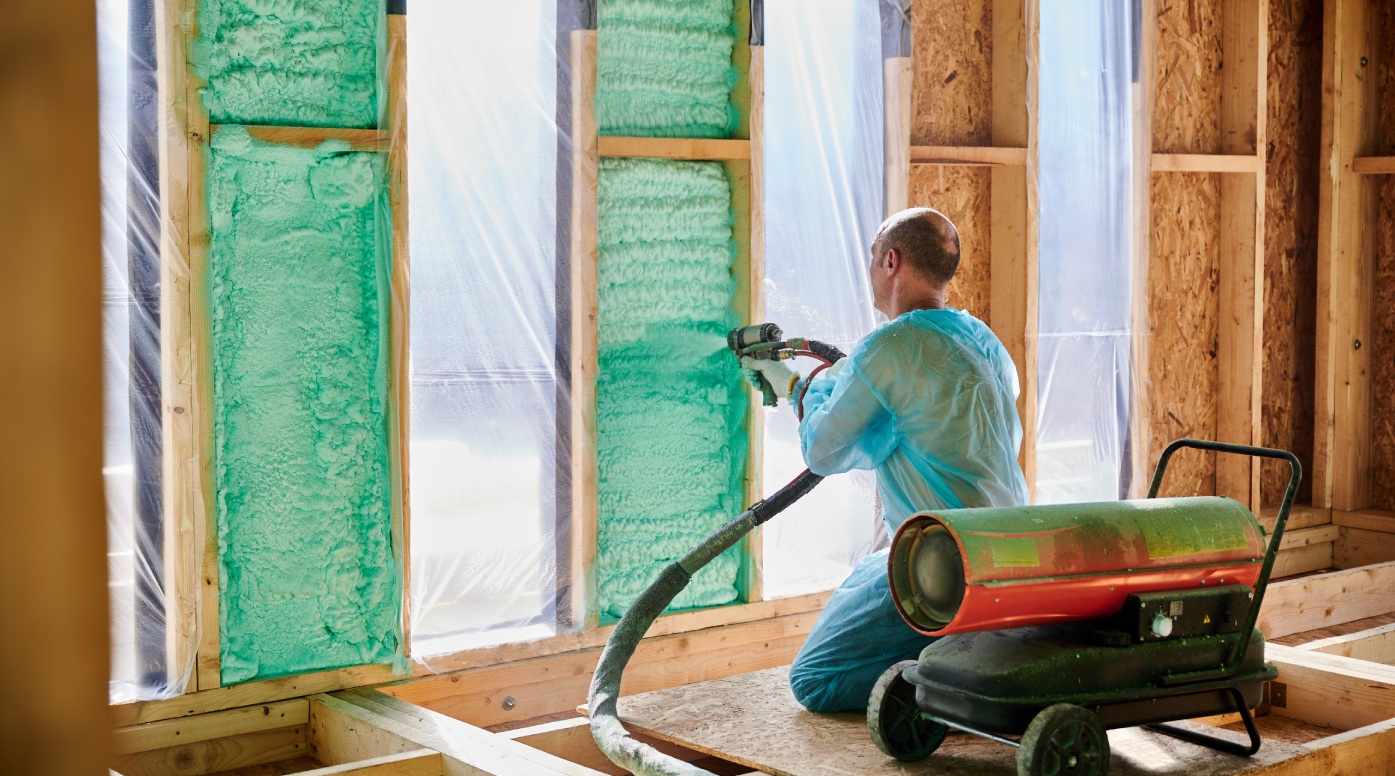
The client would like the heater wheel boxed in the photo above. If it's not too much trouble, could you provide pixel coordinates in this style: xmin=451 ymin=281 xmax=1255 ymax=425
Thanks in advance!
xmin=1017 ymin=703 xmax=1110 ymax=776
xmin=868 ymin=660 xmax=947 ymax=762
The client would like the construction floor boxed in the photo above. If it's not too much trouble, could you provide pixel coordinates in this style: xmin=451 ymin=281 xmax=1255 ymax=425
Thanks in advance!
xmin=614 ymin=667 xmax=1335 ymax=775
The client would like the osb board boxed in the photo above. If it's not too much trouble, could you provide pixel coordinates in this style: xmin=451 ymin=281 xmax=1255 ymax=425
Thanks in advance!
xmin=1373 ymin=1 xmax=1395 ymax=511
xmin=615 ymin=667 xmax=1311 ymax=775
xmin=910 ymin=0 xmax=991 ymax=146
xmin=1260 ymin=0 xmax=1322 ymax=507
xmin=909 ymin=165 xmax=990 ymax=320
xmin=1153 ymin=0 xmax=1224 ymax=154
xmin=1149 ymin=173 xmax=1222 ymax=496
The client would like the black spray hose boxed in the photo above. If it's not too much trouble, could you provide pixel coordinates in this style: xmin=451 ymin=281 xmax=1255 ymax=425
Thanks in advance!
xmin=587 ymin=469 xmax=824 ymax=775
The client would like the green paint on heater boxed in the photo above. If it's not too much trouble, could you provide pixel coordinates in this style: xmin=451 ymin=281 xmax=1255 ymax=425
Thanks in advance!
xmin=208 ymin=126 xmax=399 ymax=684
xmin=595 ymin=157 xmax=748 ymax=619
xmin=597 ymin=0 xmax=740 ymax=138
xmin=193 ymin=0 xmax=383 ymax=128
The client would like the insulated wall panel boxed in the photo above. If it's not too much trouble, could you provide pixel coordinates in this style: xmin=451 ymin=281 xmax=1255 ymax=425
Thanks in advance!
xmin=594 ymin=157 xmax=747 ymax=619
xmin=208 ymin=127 xmax=398 ymax=683
xmin=194 ymin=0 xmax=383 ymax=128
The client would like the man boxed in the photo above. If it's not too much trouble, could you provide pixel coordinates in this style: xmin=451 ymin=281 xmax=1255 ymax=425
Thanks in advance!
xmin=743 ymin=207 xmax=1028 ymax=713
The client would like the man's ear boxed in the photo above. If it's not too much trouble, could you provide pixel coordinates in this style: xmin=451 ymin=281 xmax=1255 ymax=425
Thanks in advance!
xmin=883 ymin=247 xmax=901 ymax=273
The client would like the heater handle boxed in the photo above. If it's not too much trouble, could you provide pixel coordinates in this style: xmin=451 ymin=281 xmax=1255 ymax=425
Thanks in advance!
xmin=1146 ymin=438 xmax=1303 ymax=685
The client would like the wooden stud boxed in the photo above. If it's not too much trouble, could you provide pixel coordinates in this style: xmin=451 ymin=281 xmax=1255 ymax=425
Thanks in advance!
xmin=156 ymin=0 xmax=201 ymax=694
xmin=111 ymin=726 xmax=307 ymax=776
xmin=1300 ymin=621 xmax=1395 ymax=664
xmin=884 ymin=59 xmax=914 ymax=211
xmin=597 ymin=136 xmax=750 ymax=160
xmin=1151 ymin=153 xmax=1262 ymax=173
xmin=1336 ymin=526 xmax=1395 ymax=569
xmin=1129 ymin=0 xmax=1157 ymax=499
xmin=1332 ymin=507 xmax=1395 ymax=532
xmin=385 ymin=6 xmax=411 ymax=661
xmin=910 ymin=145 xmax=1028 ymax=167
xmin=301 ymin=750 xmax=444 ymax=776
xmin=568 ymin=27 xmax=600 ymax=631
xmin=1352 ymin=156 xmax=1395 ymax=174
xmin=990 ymin=0 xmax=1036 ymax=494
xmin=1292 ymin=718 xmax=1395 ymax=776
xmin=1267 ymin=644 xmax=1395 ymax=730
xmin=308 ymin=695 xmax=424 ymax=765
xmin=1314 ymin=0 xmax=1378 ymax=512
xmin=114 ymin=698 xmax=308 ymax=755
xmin=740 ymin=36 xmax=766 ymax=604
xmin=1271 ymin=540 xmax=1335 ymax=579
xmin=1257 ymin=559 xmax=1395 ymax=638
xmin=209 ymin=124 xmax=389 ymax=151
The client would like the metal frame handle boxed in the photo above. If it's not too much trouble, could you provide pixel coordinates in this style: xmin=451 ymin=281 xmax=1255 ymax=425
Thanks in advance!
xmin=1146 ymin=438 xmax=1303 ymax=682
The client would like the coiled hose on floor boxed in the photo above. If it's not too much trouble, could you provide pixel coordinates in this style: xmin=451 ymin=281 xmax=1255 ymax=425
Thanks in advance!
xmin=588 ymin=469 xmax=824 ymax=775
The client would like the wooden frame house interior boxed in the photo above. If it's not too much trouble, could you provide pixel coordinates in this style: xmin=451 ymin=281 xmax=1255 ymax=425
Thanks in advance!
xmin=5 ymin=0 xmax=1395 ymax=773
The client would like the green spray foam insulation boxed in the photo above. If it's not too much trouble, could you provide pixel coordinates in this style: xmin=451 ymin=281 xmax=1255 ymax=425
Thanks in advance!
xmin=597 ymin=0 xmax=740 ymax=138
xmin=595 ymin=157 xmax=749 ymax=619
xmin=208 ymin=126 xmax=399 ymax=684
xmin=194 ymin=0 xmax=382 ymax=128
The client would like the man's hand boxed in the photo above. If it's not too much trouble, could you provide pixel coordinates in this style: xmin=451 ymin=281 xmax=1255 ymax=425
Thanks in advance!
xmin=740 ymin=356 xmax=800 ymax=399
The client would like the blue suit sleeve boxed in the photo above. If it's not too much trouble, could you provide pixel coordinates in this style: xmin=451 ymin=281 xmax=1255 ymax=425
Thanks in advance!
xmin=796 ymin=366 xmax=898 ymax=476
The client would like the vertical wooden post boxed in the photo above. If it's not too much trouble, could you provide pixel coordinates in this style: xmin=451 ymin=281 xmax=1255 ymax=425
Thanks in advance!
xmin=882 ymin=1 xmax=912 ymax=217
xmin=1215 ymin=0 xmax=1267 ymax=509
xmin=0 ymin=0 xmax=110 ymax=769
xmin=1131 ymin=0 xmax=1158 ymax=498
xmin=568 ymin=17 xmax=600 ymax=630
xmin=386 ymin=2 xmax=411 ymax=657
xmin=991 ymin=0 xmax=1038 ymax=497
xmin=1315 ymin=0 xmax=1377 ymax=512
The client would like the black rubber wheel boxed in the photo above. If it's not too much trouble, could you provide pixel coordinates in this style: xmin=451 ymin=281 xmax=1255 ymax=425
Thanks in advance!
xmin=867 ymin=660 xmax=947 ymax=762
xmin=1017 ymin=703 xmax=1110 ymax=776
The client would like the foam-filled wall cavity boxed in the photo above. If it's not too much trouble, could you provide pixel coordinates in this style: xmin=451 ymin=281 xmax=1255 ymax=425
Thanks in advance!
xmin=194 ymin=0 xmax=382 ymax=128
xmin=597 ymin=0 xmax=739 ymax=138
xmin=208 ymin=127 xmax=398 ymax=683
xmin=594 ymin=157 xmax=748 ymax=618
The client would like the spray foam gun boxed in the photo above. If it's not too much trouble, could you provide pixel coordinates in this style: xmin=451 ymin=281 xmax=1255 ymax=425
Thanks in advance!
xmin=727 ymin=322 xmax=848 ymax=415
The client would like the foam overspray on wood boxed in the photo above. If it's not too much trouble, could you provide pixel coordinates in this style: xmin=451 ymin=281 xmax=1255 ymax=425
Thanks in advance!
xmin=594 ymin=157 xmax=748 ymax=619
xmin=596 ymin=0 xmax=739 ymax=138
xmin=194 ymin=0 xmax=382 ymax=128
xmin=208 ymin=127 xmax=399 ymax=683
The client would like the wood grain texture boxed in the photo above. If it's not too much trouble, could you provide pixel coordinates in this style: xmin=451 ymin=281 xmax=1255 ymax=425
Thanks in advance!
xmin=910 ymin=0 xmax=991 ymax=147
xmin=1257 ymin=560 xmax=1395 ymax=639
xmin=1261 ymin=0 xmax=1322 ymax=508
xmin=1148 ymin=173 xmax=1222 ymax=496
xmin=1153 ymin=0 xmax=1224 ymax=154
xmin=614 ymin=667 xmax=1312 ymax=775
xmin=1373 ymin=173 xmax=1395 ymax=509
xmin=111 ymin=726 xmax=307 ymax=776
xmin=909 ymin=165 xmax=991 ymax=321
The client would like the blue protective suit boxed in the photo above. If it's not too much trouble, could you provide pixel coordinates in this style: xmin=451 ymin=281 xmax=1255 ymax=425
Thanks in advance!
xmin=787 ymin=308 xmax=1029 ymax=712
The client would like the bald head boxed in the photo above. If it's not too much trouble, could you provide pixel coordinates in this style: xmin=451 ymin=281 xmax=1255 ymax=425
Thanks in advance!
xmin=872 ymin=207 xmax=961 ymax=287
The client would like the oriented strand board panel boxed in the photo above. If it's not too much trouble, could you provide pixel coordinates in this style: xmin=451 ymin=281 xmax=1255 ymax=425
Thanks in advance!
xmin=909 ymin=165 xmax=991 ymax=320
xmin=1261 ymin=0 xmax=1322 ymax=507
xmin=1152 ymin=0 xmax=1223 ymax=154
xmin=1374 ymin=1 xmax=1395 ymax=511
xmin=909 ymin=0 xmax=991 ymax=147
xmin=209 ymin=128 xmax=400 ymax=684
xmin=1149 ymin=173 xmax=1221 ymax=497
xmin=614 ymin=667 xmax=1311 ymax=775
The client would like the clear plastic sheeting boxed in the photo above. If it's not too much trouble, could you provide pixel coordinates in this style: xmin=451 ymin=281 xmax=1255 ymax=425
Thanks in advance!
xmin=760 ymin=0 xmax=885 ymax=598
xmin=100 ymin=0 xmax=195 ymax=701
xmin=406 ymin=0 xmax=566 ymax=662
xmin=1034 ymin=0 xmax=1145 ymax=504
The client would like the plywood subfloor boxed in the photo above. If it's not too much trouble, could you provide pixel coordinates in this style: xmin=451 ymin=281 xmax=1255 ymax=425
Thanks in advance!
xmin=615 ymin=667 xmax=1316 ymax=775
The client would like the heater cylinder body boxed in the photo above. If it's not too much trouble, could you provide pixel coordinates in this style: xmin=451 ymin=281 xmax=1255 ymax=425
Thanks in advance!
xmin=888 ymin=496 xmax=1266 ymax=636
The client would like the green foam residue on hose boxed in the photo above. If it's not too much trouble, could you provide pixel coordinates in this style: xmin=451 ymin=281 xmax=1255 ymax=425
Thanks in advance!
xmin=193 ymin=0 xmax=382 ymax=128
xmin=597 ymin=0 xmax=740 ymax=138
xmin=208 ymin=126 xmax=399 ymax=684
xmin=595 ymin=157 xmax=748 ymax=619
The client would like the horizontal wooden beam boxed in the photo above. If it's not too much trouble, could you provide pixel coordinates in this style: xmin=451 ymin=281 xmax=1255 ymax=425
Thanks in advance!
xmin=1272 ymin=541 xmax=1334 ymax=579
xmin=1333 ymin=508 xmax=1395 ymax=533
xmin=1337 ymin=526 xmax=1395 ymax=569
xmin=114 ymin=698 xmax=308 ymax=755
xmin=1267 ymin=644 xmax=1395 ymax=730
xmin=1294 ymin=718 xmax=1395 ymax=776
xmin=1352 ymin=156 xmax=1395 ymax=174
xmin=1151 ymin=153 xmax=1260 ymax=173
xmin=1258 ymin=560 xmax=1395 ymax=638
xmin=1300 ymin=621 xmax=1395 ymax=663
xmin=112 ymin=592 xmax=830 ymax=728
xmin=210 ymin=124 xmax=389 ymax=152
xmin=909 ymin=145 xmax=1027 ymax=166
xmin=597 ymin=136 xmax=750 ymax=160
xmin=1279 ymin=524 xmax=1339 ymax=551
xmin=111 ymin=726 xmax=306 ymax=776
xmin=300 ymin=750 xmax=443 ymax=776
